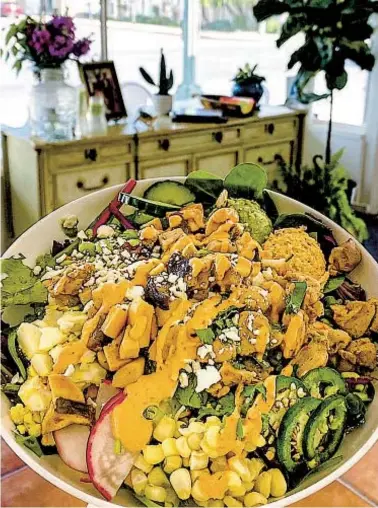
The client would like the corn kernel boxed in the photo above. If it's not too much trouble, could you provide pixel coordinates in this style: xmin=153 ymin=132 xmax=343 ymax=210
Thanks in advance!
xmin=188 ymin=433 xmax=202 ymax=451
xmin=162 ymin=437 xmax=179 ymax=457
xmin=164 ymin=455 xmax=182 ymax=474
xmin=200 ymin=439 xmax=219 ymax=459
xmin=254 ymin=471 xmax=272 ymax=499
xmin=269 ymin=468 xmax=287 ymax=498
xmin=244 ymin=492 xmax=268 ymax=506
xmin=10 ymin=404 xmax=27 ymax=425
xmin=247 ymin=458 xmax=265 ymax=481
xmin=228 ymin=457 xmax=251 ymax=482
xmin=191 ymin=469 xmax=205 ymax=482
xmin=190 ymin=451 xmax=209 ymax=471
xmin=153 ymin=416 xmax=176 ymax=442
xmin=17 ymin=424 xmax=26 ymax=435
xmin=143 ymin=444 xmax=165 ymax=465
xmin=170 ymin=468 xmax=192 ymax=500
xmin=205 ymin=416 xmax=222 ymax=427
xmin=23 ymin=412 xmax=34 ymax=425
xmin=131 ymin=469 xmax=148 ymax=495
xmin=224 ymin=495 xmax=243 ymax=507
xmin=243 ymin=481 xmax=255 ymax=493
xmin=135 ymin=453 xmax=154 ymax=473
xmin=148 ymin=467 xmax=170 ymax=487
xmin=227 ymin=471 xmax=242 ymax=490
xmin=228 ymin=484 xmax=246 ymax=497
xmin=144 ymin=485 xmax=167 ymax=503
xmin=174 ymin=420 xmax=186 ymax=438
xmin=196 ymin=500 xmax=209 ymax=507
xmin=210 ymin=456 xmax=228 ymax=473
xmin=183 ymin=457 xmax=190 ymax=467
xmin=176 ymin=436 xmax=191 ymax=458
xmin=191 ymin=480 xmax=210 ymax=502
xmin=165 ymin=487 xmax=179 ymax=506
xmin=204 ymin=426 xmax=220 ymax=449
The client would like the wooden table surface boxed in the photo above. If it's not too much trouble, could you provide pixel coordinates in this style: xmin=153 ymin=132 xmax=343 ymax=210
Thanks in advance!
xmin=1 ymin=439 xmax=377 ymax=507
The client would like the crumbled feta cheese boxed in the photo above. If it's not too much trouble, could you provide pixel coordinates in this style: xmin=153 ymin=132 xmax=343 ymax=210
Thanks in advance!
xmin=11 ymin=373 xmax=23 ymax=384
xmin=246 ymin=313 xmax=254 ymax=332
xmin=168 ymin=273 xmax=179 ymax=283
xmin=179 ymin=371 xmax=189 ymax=388
xmin=33 ymin=266 xmax=42 ymax=276
xmin=56 ymin=254 xmax=67 ymax=264
xmin=223 ymin=326 xmax=240 ymax=342
xmin=97 ymin=225 xmax=115 ymax=238
xmin=126 ymin=285 xmax=145 ymax=300
xmin=77 ymin=230 xmax=87 ymax=240
xmin=64 ymin=364 xmax=75 ymax=377
xmin=195 ymin=366 xmax=221 ymax=393
xmin=197 ymin=344 xmax=215 ymax=360
xmin=40 ymin=269 xmax=63 ymax=281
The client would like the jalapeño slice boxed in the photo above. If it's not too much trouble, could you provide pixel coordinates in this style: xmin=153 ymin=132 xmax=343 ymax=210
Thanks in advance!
xmin=277 ymin=397 xmax=321 ymax=473
xmin=269 ymin=376 xmax=309 ymax=434
xmin=301 ymin=367 xmax=347 ymax=399
xmin=304 ymin=395 xmax=347 ymax=467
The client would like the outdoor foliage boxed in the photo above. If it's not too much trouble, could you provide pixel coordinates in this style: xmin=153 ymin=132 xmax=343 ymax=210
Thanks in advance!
xmin=273 ymin=150 xmax=369 ymax=242
xmin=139 ymin=48 xmax=174 ymax=95
xmin=1 ymin=15 xmax=92 ymax=73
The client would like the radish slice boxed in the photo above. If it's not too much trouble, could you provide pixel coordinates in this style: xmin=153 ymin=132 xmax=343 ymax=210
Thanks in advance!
xmin=95 ymin=382 xmax=120 ymax=419
xmin=87 ymin=391 xmax=137 ymax=501
xmin=54 ymin=425 xmax=90 ymax=473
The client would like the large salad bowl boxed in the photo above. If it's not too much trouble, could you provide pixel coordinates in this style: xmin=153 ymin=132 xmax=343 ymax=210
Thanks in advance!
xmin=2 ymin=176 xmax=378 ymax=507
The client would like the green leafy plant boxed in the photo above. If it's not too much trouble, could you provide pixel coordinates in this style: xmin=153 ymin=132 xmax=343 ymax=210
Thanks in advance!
xmin=232 ymin=63 xmax=266 ymax=85
xmin=254 ymin=0 xmax=377 ymax=163
xmin=139 ymin=48 xmax=174 ymax=95
xmin=273 ymin=150 xmax=369 ymax=242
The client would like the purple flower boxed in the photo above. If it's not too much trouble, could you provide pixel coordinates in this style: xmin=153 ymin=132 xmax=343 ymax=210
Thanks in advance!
xmin=72 ymin=38 xmax=91 ymax=57
xmin=48 ymin=35 xmax=74 ymax=58
xmin=49 ymin=15 xmax=75 ymax=36
xmin=30 ymin=29 xmax=51 ymax=54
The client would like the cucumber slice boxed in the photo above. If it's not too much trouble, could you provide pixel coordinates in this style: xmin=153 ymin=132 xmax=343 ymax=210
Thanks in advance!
xmin=143 ymin=181 xmax=195 ymax=206
xmin=118 ymin=193 xmax=180 ymax=217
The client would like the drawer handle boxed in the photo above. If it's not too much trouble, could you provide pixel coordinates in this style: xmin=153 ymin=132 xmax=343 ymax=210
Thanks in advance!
xmin=77 ymin=176 xmax=109 ymax=191
xmin=158 ymin=139 xmax=170 ymax=151
xmin=84 ymin=148 xmax=98 ymax=162
xmin=212 ymin=131 xmax=223 ymax=144
xmin=265 ymin=123 xmax=275 ymax=135
xmin=257 ymin=154 xmax=284 ymax=165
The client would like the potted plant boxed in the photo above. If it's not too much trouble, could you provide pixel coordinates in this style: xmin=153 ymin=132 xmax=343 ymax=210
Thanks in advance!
xmin=253 ymin=0 xmax=377 ymax=240
xmin=139 ymin=48 xmax=174 ymax=116
xmin=1 ymin=15 xmax=92 ymax=140
xmin=232 ymin=63 xmax=265 ymax=104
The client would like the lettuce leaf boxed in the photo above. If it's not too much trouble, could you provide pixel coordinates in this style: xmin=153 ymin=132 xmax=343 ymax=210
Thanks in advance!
xmin=1 ymin=258 xmax=48 ymax=307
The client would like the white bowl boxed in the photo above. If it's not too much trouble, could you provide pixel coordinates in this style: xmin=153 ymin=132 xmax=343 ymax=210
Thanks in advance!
xmin=2 ymin=177 xmax=378 ymax=507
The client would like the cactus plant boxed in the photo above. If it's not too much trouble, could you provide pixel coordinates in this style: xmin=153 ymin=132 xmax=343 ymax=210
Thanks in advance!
xmin=139 ymin=48 xmax=174 ymax=96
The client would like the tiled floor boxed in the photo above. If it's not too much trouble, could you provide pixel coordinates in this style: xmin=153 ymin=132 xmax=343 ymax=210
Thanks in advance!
xmin=1 ymin=439 xmax=377 ymax=507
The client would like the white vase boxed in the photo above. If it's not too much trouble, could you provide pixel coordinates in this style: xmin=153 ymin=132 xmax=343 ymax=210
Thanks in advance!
xmin=29 ymin=67 xmax=77 ymax=140
xmin=152 ymin=94 xmax=173 ymax=116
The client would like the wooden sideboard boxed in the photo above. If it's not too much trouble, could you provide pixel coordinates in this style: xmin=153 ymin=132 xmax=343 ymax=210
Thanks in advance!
xmin=2 ymin=105 xmax=306 ymax=239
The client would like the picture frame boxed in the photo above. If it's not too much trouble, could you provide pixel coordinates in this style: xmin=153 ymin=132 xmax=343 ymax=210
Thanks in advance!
xmin=80 ymin=61 xmax=127 ymax=121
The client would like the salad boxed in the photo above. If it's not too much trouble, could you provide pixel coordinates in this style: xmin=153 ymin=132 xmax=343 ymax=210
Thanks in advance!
xmin=1 ymin=163 xmax=377 ymax=507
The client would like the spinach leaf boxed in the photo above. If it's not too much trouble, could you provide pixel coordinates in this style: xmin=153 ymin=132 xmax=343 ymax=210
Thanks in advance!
xmin=197 ymin=392 xmax=235 ymax=419
xmin=14 ymin=433 xmax=43 ymax=457
xmin=174 ymin=374 xmax=206 ymax=409
xmin=1 ymin=258 xmax=48 ymax=307
xmin=243 ymin=384 xmax=267 ymax=401
xmin=224 ymin=163 xmax=267 ymax=200
xmin=196 ymin=328 xmax=215 ymax=345
xmin=285 ymin=281 xmax=307 ymax=314
xmin=323 ymin=275 xmax=346 ymax=294
xmin=8 ymin=329 xmax=27 ymax=380
xmin=185 ymin=171 xmax=224 ymax=204
xmin=236 ymin=418 xmax=244 ymax=440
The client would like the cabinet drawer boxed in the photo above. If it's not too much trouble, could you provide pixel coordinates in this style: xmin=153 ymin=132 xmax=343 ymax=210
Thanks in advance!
xmin=49 ymin=141 xmax=132 ymax=171
xmin=55 ymin=165 xmax=127 ymax=207
xmin=244 ymin=118 xmax=297 ymax=144
xmin=139 ymin=157 xmax=190 ymax=180
xmin=244 ymin=142 xmax=293 ymax=185
xmin=194 ymin=149 xmax=240 ymax=178
xmin=139 ymin=127 xmax=240 ymax=158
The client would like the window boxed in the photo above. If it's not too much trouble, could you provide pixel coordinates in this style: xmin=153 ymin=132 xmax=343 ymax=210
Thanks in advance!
xmin=106 ymin=0 xmax=183 ymax=93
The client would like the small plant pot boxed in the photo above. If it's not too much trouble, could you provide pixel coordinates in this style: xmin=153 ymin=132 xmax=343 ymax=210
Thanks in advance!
xmin=232 ymin=81 xmax=264 ymax=104
xmin=153 ymin=94 xmax=172 ymax=116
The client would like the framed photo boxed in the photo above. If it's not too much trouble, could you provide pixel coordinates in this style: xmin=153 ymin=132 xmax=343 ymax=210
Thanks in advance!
xmin=80 ymin=61 xmax=127 ymax=121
